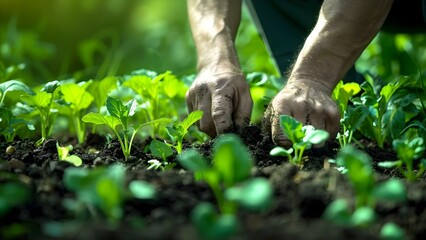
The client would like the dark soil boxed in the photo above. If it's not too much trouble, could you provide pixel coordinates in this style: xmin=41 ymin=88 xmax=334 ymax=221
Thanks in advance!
xmin=1 ymin=124 xmax=426 ymax=240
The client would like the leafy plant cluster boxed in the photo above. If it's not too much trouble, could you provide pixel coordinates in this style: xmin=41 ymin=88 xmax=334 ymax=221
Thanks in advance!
xmin=0 ymin=66 xmax=196 ymax=153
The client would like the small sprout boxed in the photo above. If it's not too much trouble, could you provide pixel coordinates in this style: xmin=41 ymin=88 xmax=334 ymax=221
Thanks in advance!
xmin=166 ymin=110 xmax=203 ymax=154
xmin=378 ymin=137 xmax=426 ymax=181
xmin=56 ymin=143 xmax=82 ymax=167
xmin=270 ymin=115 xmax=329 ymax=166
xmin=82 ymin=96 xmax=172 ymax=161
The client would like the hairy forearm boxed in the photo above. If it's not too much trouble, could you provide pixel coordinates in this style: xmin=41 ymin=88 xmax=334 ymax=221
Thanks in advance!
xmin=289 ymin=0 xmax=394 ymax=92
xmin=187 ymin=0 xmax=242 ymax=72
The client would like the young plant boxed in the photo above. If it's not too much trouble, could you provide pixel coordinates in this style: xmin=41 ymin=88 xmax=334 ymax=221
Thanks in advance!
xmin=0 ymin=106 xmax=34 ymax=142
xmin=21 ymin=81 xmax=61 ymax=145
xmin=323 ymin=145 xmax=406 ymax=227
xmin=122 ymin=70 xmax=188 ymax=138
xmin=58 ymin=82 xmax=94 ymax=144
xmin=147 ymin=139 xmax=175 ymax=171
xmin=269 ymin=114 xmax=329 ymax=166
xmin=82 ymin=97 xmax=171 ymax=161
xmin=63 ymin=164 xmax=156 ymax=222
xmin=331 ymin=80 xmax=367 ymax=147
xmin=56 ymin=142 xmax=83 ymax=167
xmin=178 ymin=134 xmax=273 ymax=239
xmin=378 ymin=137 xmax=426 ymax=181
xmin=166 ymin=110 xmax=203 ymax=154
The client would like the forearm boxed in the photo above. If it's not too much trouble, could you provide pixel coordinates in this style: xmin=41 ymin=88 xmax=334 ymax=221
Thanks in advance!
xmin=289 ymin=0 xmax=394 ymax=93
xmin=187 ymin=0 xmax=242 ymax=73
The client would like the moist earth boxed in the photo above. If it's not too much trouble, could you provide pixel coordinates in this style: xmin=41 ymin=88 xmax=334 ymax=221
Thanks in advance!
xmin=1 ymin=124 xmax=426 ymax=240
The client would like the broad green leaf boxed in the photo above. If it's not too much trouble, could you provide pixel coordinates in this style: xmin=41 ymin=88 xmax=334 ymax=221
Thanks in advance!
xmin=123 ymin=75 xmax=156 ymax=99
xmin=190 ymin=202 xmax=238 ymax=239
xmin=88 ymin=76 xmax=118 ymax=110
xmin=82 ymin=112 xmax=121 ymax=129
xmin=269 ymin=146 xmax=293 ymax=157
xmin=97 ymin=178 xmax=122 ymax=220
xmin=149 ymin=140 xmax=173 ymax=160
xmin=177 ymin=149 xmax=210 ymax=172
xmin=213 ymin=134 xmax=252 ymax=187
xmin=180 ymin=110 xmax=203 ymax=131
xmin=162 ymin=74 xmax=187 ymax=98
xmin=0 ymin=80 xmax=33 ymax=96
xmin=303 ymin=127 xmax=329 ymax=144
xmin=336 ymin=146 xmax=375 ymax=197
xmin=373 ymin=179 xmax=406 ymax=203
xmin=383 ymin=108 xmax=405 ymax=140
xmin=350 ymin=206 xmax=376 ymax=226
xmin=106 ymin=97 xmax=128 ymax=120
xmin=322 ymin=199 xmax=351 ymax=225
xmin=225 ymin=178 xmax=273 ymax=211
xmin=279 ymin=115 xmax=304 ymax=143
xmin=21 ymin=91 xmax=52 ymax=108
xmin=129 ymin=180 xmax=156 ymax=199
xmin=61 ymin=83 xmax=94 ymax=111
xmin=380 ymin=222 xmax=405 ymax=240
xmin=64 ymin=155 xmax=83 ymax=167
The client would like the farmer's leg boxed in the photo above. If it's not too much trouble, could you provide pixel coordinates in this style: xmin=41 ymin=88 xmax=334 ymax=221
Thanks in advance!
xmin=245 ymin=0 xmax=363 ymax=83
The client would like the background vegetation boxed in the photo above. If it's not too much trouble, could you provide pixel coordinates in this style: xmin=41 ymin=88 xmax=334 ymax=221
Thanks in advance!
xmin=0 ymin=0 xmax=425 ymax=101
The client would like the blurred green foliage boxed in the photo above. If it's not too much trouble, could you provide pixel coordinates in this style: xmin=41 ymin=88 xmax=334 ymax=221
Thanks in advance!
xmin=0 ymin=0 xmax=277 ymax=86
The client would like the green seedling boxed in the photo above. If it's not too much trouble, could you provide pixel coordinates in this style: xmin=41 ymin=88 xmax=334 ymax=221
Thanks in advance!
xmin=56 ymin=142 xmax=83 ymax=167
xmin=332 ymin=81 xmax=367 ymax=147
xmin=82 ymin=97 xmax=171 ymax=161
xmin=166 ymin=110 xmax=203 ymax=154
xmin=58 ymin=82 xmax=94 ymax=144
xmin=122 ymin=70 xmax=188 ymax=138
xmin=178 ymin=134 xmax=273 ymax=239
xmin=324 ymin=145 xmax=406 ymax=227
xmin=147 ymin=139 xmax=175 ymax=171
xmin=0 ymin=106 xmax=34 ymax=142
xmin=269 ymin=114 xmax=329 ymax=166
xmin=378 ymin=137 xmax=426 ymax=181
xmin=63 ymin=164 xmax=155 ymax=222
xmin=21 ymin=81 xmax=61 ymax=145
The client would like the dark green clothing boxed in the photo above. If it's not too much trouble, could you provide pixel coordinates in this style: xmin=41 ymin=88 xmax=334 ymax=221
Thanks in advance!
xmin=246 ymin=0 xmax=426 ymax=83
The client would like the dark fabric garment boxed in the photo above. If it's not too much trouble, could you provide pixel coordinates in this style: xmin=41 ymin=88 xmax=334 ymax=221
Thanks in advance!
xmin=245 ymin=0 xmax=426 ymax=83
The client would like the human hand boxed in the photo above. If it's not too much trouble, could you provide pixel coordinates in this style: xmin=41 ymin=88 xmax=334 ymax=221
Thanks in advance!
xmin=262 ymin=80 xmax=340 ymax=147
xmin=186 ymin=71 xmax=253 ymax=137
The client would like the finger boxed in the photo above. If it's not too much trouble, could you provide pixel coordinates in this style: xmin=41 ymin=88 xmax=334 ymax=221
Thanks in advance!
xmin=185 ymin=91 xmax=194 ymax=113
xmin=233 ymin=90 xmax=253 ymax=129
xmin=270 ymin=106 xmax=292 ymax=148
xmin=197 ymin=92 xmax=216 ymax=137
xmin=324 ymin=106 xmax=340 ymax=139
xmin=211 ymin=89 xmax=234 ymax=135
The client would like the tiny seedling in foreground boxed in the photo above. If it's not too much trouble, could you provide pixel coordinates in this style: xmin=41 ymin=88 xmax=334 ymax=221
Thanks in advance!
xmin=270 ymin=114 xmax=329 ymax=165
xmin=178 ymin=134 xmax=273 ymax=239
xmin=324 ymin=145 xmax=406 ymax=228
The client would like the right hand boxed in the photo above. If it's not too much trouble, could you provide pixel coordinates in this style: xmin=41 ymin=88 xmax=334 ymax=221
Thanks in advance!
xmin=186 ymin=71 xmax=253 ymax=137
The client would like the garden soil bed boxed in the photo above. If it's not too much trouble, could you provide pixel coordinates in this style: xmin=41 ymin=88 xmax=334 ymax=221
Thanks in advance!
xmin=1 ymin=124 xmax=426 ymax=240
